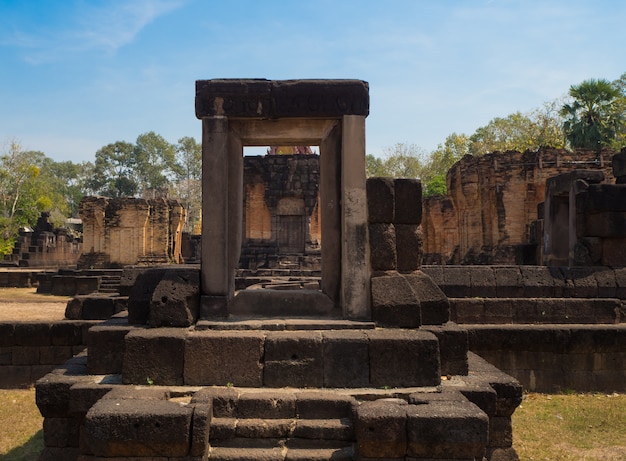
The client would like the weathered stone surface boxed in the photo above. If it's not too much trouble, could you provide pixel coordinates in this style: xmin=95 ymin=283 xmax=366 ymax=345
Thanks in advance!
xmin=83 ymin=398 xmax=193 ymax=457
xmin=196 ymin=79 xmax=369 ymax=119
xmin=424 ymin=323 xmax=469 ymax=376
xmin=367 ymin=329 xmax=440 ymax=387
xmin=43 ymin=417 xmax=80 ymax=448
xmin=395 ymin=224 xmax=423 ymax=272
xmin=127 ymin=268 xmax=168 ymax=324
xmin=65 ymin=294 xmax=122 ymax=320
xmin=322 ymin=330 xmax=369 ymax=387
xmin=87 ymin=318 xmax=134 ymax=375
xmin=264 ymin=331 xmax=323 ymax=388
xmin=78 ymin=196 xmax=185 ymax=269
xmin=423 ymin=148 xmax=616 ymax=264
xmin=366 ymin=177 xmax=395 ymax=223
xmin=228 ymin=289 xmax=336 ymax=318
xmin=369 ymin=223 xmax=397 ymax=271
xmin=149 ymin=268 xmax=200 ymax=327
xmin=402 ymin=271 xmax=450 ymax=325
xmin=122 ymin=328 xmax=187 ymax=386
xmin=406 ymin=400 xmax=489 ymax=459
xmin=295 ymin=392 xmax=356 ymax=419
xmin=355 ymin=400 xmax=408 ymax=458
xmin=370 ymin=273 xmax=420 ymax=328
xmin=393 ymin=178 xmax=422 ymax=225
xmin=184 ymin=330 xmax=264 ymax=386
xmin=236 ymin=391 xmax=296 ymax=419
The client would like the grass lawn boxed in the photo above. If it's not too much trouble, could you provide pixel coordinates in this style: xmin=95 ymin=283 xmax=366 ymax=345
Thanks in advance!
xmin=1 ymin=390 xmax=625 ymax=460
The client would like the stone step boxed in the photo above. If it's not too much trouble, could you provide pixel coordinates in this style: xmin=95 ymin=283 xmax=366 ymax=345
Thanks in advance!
xmin=207 ymin=446 xmax=353 ymax=461
xmin=210 ymin=417 xmax=353 ymax=445
xmin=450 ymin=297 xmax=625 ymax=324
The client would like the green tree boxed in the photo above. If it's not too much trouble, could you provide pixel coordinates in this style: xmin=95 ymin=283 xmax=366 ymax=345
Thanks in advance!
xmin=469 ymin=110 xmax=565 ymax=156
xmin=90 ymin=141 xmax=138 ymax=197
xmin=424 ymin=174 xmax=447 ymax=197
xmin=560 ymin=78 xmax=623 ymax=150
xmin=380 ymin=143 xmax=426 ymax=178
xmin=365 ymin=154 xmax=385 ymax=177
xmin=134 ymin=132 xmax=180 ymax=196
xmin=172 ymin=136 xmax=202 ymax=232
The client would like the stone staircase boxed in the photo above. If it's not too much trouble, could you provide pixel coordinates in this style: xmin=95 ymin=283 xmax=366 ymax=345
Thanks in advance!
xmin=200 ymin=389 xmax=354 ymax=461
xmin=98 ymin=272 xmax=123 ymax=293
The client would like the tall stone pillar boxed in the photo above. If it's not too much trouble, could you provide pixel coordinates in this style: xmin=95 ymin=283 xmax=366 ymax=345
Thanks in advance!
xmin=201 ymin=117 xmax=232 ymax=315
xmin=341 ymin=115 xmax=370 ymax=319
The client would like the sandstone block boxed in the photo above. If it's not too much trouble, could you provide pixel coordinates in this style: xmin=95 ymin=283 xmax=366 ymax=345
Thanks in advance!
xmin=83 ymin=398 xmax=193 ymax=457
xmin=295 ymin=392 xmax=356 ymax=419
xmin=395 ymin=224 xmax=423 ymax=271
xmin=370 ymin=273 xmax=420 ymax=328
xmin=366 ymin=177 xmax=395 ymax=223
xmin=50 ymin=322 xmax=84 ymax=346
xmin=184 ymin=331 xmax=264 ymax=387
xmin=149 ymin=268 xmax=200 ymax=327
xmin=43 ymin=417 xmax=80 ymax=448
xmin=355 ymin=400 xmax=408 ymax=458
xmin=236 ymin=391 xmax=296 ymax=419
xmin=368 ymin=223 xmax=397 ymax=271
xmin=423 ymin=323 xmax=469 ymax=376
xmin=14 ymin=323 xmax=51 ymax=346
xmin=322 ymin=330 xmax=369 ymax=388
xmin=406 ymin=400 xmax=488 ymax=459
xmin=402 ymin=271 xmax=450 ymax=325
xmin=442 ymin=266 xmax=472 ymax=298
xmin=493 ymin=267 xmax=524 ymax=297
xmin=367 ymin=329 xmax=440 ymax=387
xmin=612 ymin=151 xmax=626 ymax=178
xmin=87 ymin=320 xmax=134 ymax=375
xmin=264 ymin=331 xmax=323 ymax=388
xmin=520 ymin=266 xmax=555 ymax=297
xmin=394 ymin=178 xmax=422 ymax=225
xmin=122 ymin=328 xmax=187 ymax=386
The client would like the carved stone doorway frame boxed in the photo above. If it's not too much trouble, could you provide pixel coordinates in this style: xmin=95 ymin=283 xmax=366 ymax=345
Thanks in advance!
xmin=196 ymin=79 xmax=371 ymax=320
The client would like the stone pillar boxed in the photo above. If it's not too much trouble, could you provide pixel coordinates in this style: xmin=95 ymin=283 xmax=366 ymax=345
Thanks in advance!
xmin=341 ymin=115 xmax=370 ymax=319
xmin=201 ymin=117 xmax=231 ymax=315
xmin=320 ymin=122 xmax=342 ymax=305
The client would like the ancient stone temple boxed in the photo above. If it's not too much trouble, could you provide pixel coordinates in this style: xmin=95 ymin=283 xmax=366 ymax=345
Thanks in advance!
xmin=35 ymin=79 xmax=522 ymax=461
xmin=423 ymin=148 xmax=615 ymax=264
xmin=77 ymin=196 xmax=186 ymax=268
xmin=240 ymin=153 xmax=321 ymax=270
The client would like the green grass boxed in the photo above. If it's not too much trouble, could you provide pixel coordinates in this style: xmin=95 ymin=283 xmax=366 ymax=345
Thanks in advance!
xmin=1 ymin=389 xmax=626 ymax=460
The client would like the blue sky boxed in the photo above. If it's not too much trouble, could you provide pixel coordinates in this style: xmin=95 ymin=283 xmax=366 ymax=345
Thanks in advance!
xmin=1 ymin=0 xmax=624 ymax=163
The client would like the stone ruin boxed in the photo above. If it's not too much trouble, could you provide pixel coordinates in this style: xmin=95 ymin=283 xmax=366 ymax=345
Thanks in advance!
xmin=35 ymin=79 xmax=522 ymax=461
xmin=77 ymin=196 xmax=186 ymax=268
xmin=1 ymin=211 xmax=81 ymax=268
xmin=423 ymin=148 xmax=615 ymax=265
xmin=239 ymin=153 xmax=322 ymax=271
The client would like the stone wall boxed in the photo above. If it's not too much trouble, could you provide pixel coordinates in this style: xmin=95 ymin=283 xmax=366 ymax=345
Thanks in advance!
xmin=423 ymin=148 xmax=615 ymax=264
xmin=78 ymin=197 xmax=186 ymax=268
xmin=0 ymin=321 xmax=96 ymax=388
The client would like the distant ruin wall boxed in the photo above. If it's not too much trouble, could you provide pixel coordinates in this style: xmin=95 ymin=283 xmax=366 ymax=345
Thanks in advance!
xmin=423 ymin=148 xmax=616 ymax=265
xmin=240 ymin=154 xmax=321 ymax=269
xmin=78 ymin=197 xmax=186 ymax=268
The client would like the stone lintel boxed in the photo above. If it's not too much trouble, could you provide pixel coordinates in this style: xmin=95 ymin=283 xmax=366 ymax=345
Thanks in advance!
xmin=196 ymin=79 xmax=369 ymax=119
xmin=546 ymin=169 xmax=605 ymax=196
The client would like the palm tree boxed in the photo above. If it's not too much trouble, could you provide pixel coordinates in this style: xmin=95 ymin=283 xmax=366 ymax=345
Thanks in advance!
xmin=560 ymin=79 xmax=623 ymax=150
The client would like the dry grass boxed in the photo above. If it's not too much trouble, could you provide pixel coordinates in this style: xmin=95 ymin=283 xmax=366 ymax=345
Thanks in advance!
xmin=1 ymin=390 xmax=626 ymax=460
xmin=0 ymin=388 xmax=43 ymax=460
xmin=513 ymin=392 xmax=626 ymax=460
xmin=0 ymin=288 xmax=68 ymax=321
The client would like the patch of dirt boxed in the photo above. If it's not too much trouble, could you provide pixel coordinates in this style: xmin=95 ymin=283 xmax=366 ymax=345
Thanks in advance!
xmin=0 ymin=288 xmax=69 ymax=321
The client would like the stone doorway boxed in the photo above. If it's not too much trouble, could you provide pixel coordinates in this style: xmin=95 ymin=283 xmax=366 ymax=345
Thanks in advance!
xmin=196 ymin=79 xmax=371 ymax=320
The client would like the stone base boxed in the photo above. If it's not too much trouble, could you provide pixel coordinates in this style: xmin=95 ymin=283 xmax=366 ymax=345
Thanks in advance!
xmin=36 ymin=352 xmax=521 ymax=461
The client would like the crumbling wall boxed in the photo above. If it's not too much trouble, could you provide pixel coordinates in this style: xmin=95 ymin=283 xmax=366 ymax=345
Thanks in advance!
xmin=78 ymin=197 xmax=186 ymax=268
xmin=423 ymin=148 xmax=615 ymax=264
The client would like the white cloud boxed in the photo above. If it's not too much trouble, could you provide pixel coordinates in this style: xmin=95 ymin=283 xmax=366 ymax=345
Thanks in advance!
xmin=6 ymin=0 xmax=186 ymax=64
